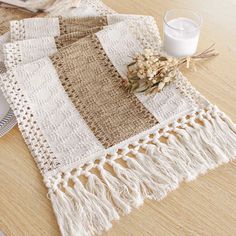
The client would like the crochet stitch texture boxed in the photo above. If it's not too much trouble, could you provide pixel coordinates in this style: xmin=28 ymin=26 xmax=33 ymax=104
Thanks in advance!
xmin=0 ymin=1 xmax=236 ymax=236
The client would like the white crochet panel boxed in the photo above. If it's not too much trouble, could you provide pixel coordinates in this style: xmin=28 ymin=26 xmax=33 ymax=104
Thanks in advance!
xmin=3 ymin=37 xmax=57 ymax=69
xmin=46 ymin=0 xmax=115 ymax=17
xmin=96 ymin=21 xmax=196 ymax=123
xmin=107 ymin=15 xmax=161 ymax=52
xmin=11 ymin=57 xmax=105 ymax=168
xmin=10 ymin=18 xmax=60 ymax=42
xmin=0 ymin=32 xmax=10 ymax=62
xmin=78 ymin=0 xmax=115 ymax=15
xmin=107 ymin=14 xmax=155 ymax=25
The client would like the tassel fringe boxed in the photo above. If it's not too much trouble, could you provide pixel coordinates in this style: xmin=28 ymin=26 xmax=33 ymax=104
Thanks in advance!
xmin=45 ymin=106 xmax=236 ymax=236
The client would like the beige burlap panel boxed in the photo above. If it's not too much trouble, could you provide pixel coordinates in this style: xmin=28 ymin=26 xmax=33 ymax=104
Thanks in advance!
xmin=0 ymin=8 xmax=34 ymax=35
xmin=50 ymin=35 xmax=158 ymax=148
xmin=55 ymin=26 xmax=104 ymax=49
xmin=59 ymin=16 xmax=107 ymax=35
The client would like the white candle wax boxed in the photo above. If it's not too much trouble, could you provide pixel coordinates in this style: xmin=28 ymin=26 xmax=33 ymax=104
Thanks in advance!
xmin=0 ymin=90 xmax=9 ymax=121
xmin=164 ymin=17 xmax=200 ymax=57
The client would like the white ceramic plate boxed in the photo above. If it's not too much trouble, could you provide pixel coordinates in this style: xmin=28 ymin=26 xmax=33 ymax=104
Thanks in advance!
xmin=0 ymin=88 xmax=16 ymax=138
xmin=0 ymin=108 xmax=17 ymax=137
xmin=0 ymin=34 xmax=17 ymax=138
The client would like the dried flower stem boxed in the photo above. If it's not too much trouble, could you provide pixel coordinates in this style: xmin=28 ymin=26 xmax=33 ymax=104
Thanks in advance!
xmin=178 ymin=44 xmax=219 ymax=67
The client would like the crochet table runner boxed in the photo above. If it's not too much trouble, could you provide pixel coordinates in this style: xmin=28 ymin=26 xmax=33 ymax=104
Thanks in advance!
xmin=1 ymin=2 xmax=236 ymax=236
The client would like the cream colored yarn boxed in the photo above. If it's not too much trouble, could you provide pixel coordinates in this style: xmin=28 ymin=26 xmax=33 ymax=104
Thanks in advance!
xmin=0 ymin=2 xmax=236 ymax=236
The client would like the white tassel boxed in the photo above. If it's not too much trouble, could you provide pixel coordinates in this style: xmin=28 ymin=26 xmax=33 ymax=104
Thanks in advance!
xmin=98 ymin=166 xmax=132 ymax=214
xmin=214 ymin=116 xmax=236 ymax=152
xmin=124 ymin=154 xmax=172 ymax=200
xmin=111 ymin=161 xmax=144 ymax=207
xmin=72 ymin=179 xmax=113 ymax=234
xmin=172 ymin=126 xmax=222 ymax=177
xmin=86 ymin=173 xmax=120 ymax=221
xmin=48 ymin=111 xmax=236 ymax=236
xmin=49 ymin=190 xmax=86 ymax=236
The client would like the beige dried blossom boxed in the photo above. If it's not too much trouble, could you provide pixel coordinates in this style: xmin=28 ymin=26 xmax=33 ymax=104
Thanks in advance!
xmin=125 ymin=44 xmax=218 ymax=94
xmin=158 ymin=81 xmax=165 ymax=90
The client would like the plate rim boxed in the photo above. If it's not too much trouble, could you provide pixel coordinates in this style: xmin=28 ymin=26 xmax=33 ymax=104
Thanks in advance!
xmin=0 ymin=108 xmax=17 ymax=138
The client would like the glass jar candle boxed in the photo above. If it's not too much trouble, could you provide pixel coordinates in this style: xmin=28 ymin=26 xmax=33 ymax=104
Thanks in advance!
xmin=163 ymin=9 xmax=202 ymax=57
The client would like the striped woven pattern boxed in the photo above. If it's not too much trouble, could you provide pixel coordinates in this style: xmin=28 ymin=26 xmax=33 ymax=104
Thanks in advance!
xmin=0 ymin=1 xmax=235 ymax=236
xmin=0 ymin=109 xmax=17 ymax=137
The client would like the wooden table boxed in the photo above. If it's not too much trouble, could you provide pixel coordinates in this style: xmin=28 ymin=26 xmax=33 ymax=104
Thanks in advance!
xmin=1 ymin=0 xmax=236 ymax=235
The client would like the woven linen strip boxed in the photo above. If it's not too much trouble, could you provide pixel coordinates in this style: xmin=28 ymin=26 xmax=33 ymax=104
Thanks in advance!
xmin=1 ymin=15 xmax=236 ymax=236
xmin=4 ymin=15 xmax=157 ymax=69
xmin=9 ymin=14 xmax=152 ymax=41
xmin=0 ymin=8 xmax=34 ymax=36
xmin=2 ymin=15 xmax=127 ymax=67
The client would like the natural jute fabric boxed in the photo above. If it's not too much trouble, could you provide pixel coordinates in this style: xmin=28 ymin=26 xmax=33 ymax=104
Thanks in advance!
xmin=0 ymin=2 xmax=236 ymax=236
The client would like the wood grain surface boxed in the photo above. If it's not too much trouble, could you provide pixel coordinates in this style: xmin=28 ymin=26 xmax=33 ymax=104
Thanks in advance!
xmin=0 ymin=0 xmax=236 ymax=235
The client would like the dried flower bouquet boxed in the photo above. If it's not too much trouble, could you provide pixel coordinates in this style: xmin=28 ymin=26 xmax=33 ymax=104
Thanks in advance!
xmin=124 ymin=44 xmax=219 ymax=94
